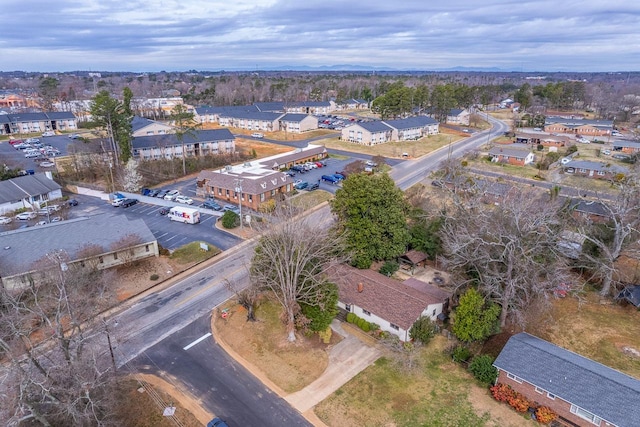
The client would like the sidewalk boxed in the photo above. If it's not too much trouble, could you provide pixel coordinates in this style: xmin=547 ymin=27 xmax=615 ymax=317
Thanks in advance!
xmin=284 ymin=320 xmax=381 ymax=413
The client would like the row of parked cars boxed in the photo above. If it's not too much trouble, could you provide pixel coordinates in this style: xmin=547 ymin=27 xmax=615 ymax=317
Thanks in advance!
xmin=287 ymin=160 xmax=327 ymax=176
xmin=141 ymin=188 xmax=194 ymax=205
xmin=0 ymin=199 xmax=77 ymax=227
xmin=9 ymin=137 xmax=61 ymax=160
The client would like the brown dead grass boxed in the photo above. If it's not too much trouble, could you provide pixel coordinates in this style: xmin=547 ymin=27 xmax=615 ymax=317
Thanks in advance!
xmin=234 ymin=138 xmax=292 ymax=158
xmin=114 ymin=257 xmax=184 ymax=301
xmin=528 ymin=292 xmax=640 ymax=379
xmin=213 ymin=299 xmax=332 ymax=393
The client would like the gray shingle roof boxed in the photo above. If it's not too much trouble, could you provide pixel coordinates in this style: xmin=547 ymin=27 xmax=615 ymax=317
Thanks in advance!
xmin=564 ymin=160 xmax=627 ymax=173
xmin=131 ymin=116 xmax=159 ymax=132
xmin=612 ymin=140 xmax=640 ymax=149
xmin=132 ymin=129 xmax=234 ymax=149
xmin=494 ymin=333 xmax=640 ymax=427
xmin=383 ymin=116 xmax=438 ymax=130
xmin=254 ymin=102 xmax=285 ymax=112
xmin=489 ymin=145 xmax=532 ymax=159
xmin=195 ymin=105 xmax=259 ymax=115
xmin=351 ymin=121 xmax=392 ymax=133
xmin=568 ymin=198 xmax=610 ymax=217
xmin=545 ymin=117 xmax=613 ymax=127
xmin=279 ymin=113 xmax=312 ymax=123
xmin=45 ymin=111 xmax=76 ymax=120
xmin=0 ymin=214 xmax=157 ymax=277
xmin=0 ymin=173 xmax=61 ymax=204
xmin=220 ymin=110 xmax=283 ymax=121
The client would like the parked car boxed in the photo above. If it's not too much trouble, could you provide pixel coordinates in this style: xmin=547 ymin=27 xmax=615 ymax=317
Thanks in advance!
xmin=16 ymin=211 xmax=37 ymax=220
xmin=251 ymin=132 xmax=264 ymax=138
xmin=111 ymin=198 xmax=125 ymax=207
xmin=365 ymin=160 xmax=377 ymax=167
xmin=120 ymin=198 xmax=138 ymax=208
xmin=601 ymin=149 xmax=611 ymax=156
xmin=175 ymin=195 xmax=194 ymax=205
xmin=147 ymin=189 xmax=160 ymax=197
xmin=202 ymin=200 xmax=222 ymax=210
xmin=42 ymin=131 xmax=55 ymax=137
xmin=207 ymin=418 xmax=229 ymax=427
xmin=35 ymin=220 xmax=48 ymax=226
xmin=68 ymin=199 xmax=79 ymax=207
xmin=321 ymin=175 xmax=340 ymax=184
xmin=50 ymin=216 xmax=62 ymax=222
xmin=0 ymin=216 xmax=12 ymax=225
xmin=315 ymin=162 xmax=324 ymax=168
xmin=68 ymin=133 xmax=80 ymax=139
xmin=156 ymin=190 xmax=168 ymax=199
xmin=140 ymin=188 xmax=152 ymax=196
xmin=164 ymin=190 xmax=180 ymax=201
xmin=9 ymin=139 xmax=23 ymax=145
xmin=285 ymin=170 xmax=296 ymax=177
xmin=332 ymin=173 xmax=345 ymax=180
xmin=159 ymin=207 xmax=171 ymax=215
xmin=612 ymin=131 xmax=623 ymax=137
xmin=39 ymin=161 xmax=56 ymax=168
xmin=222 ymin=204 xmax=241 ymax=214
xmin=307 ymin=183 xmax=320 ymax=191
xmin=294 ymin=181 xmax=309 ymax=190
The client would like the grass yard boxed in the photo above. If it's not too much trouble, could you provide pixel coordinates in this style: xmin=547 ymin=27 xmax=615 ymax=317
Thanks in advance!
xmin=529 ymin=292 xmax=640 ymax=379
xmin=320 ymin=133 xmax=464 ymax=159
xmin=291 ymin=189 xmax=333 ymax=209
xmin=468 ymin=157 xmax=547 ymax=180
xmin=234 ymin=138 xmax=292 ymax=158
xmin=314 ymin=336 xmax=531 ymax=427
xmin=170 ymin=241 xmax=220 ymax=264
xmin=213 ymin=299 xmax=332 ymax=393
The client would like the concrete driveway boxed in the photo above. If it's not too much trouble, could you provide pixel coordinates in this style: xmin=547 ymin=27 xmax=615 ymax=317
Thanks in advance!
xmin=285 ymin=320 xmax=381 ymax=413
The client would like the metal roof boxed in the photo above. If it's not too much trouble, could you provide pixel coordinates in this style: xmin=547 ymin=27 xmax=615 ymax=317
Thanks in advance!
xmin=494 ymin=333 xmax=640 ymax=427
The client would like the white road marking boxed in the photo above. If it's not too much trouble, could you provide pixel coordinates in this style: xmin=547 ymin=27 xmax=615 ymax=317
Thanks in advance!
xmin=183 ymin=332 xmax=212 ymax=350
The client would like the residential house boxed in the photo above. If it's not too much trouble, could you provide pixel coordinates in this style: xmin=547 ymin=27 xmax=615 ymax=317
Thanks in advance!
xmin=544 ymin=117 xmax=613 ymax=137
xmin=567 ymin=198 xmax=610 ymax=223
xmin=612 ymin=140 xmax=640 ymax=155
xmin=278 ymin=113 xmax=319 ymax=133
xmin=219 ymin=110 xmax=283 ymax=132
xmin=196 ymin=145 xmax=327 ymax=211
xmin=341 ymin=121 xmax=393 ymax=146
xmin=563 ymin=160 xmax=627 ymax=180
xmin=0 ymin=111 xmax=77 ymax=136
xmin=331 ymin=265 xmax=450 ymax=341
xmin=489 ymin=145 xmax=535 ymax=166
xmin=446 ymin=108 xmax=471 ymax=126
xmin=195 ymin=105 xmax=259 ymax=124
xmin=494 ymin=332 xmax=640 ymax=427
xmin=383 ymin=116 xmax=439 ymax=140
xmin=516 ymin=132 xmax=570 ymax=148
xmin=132 ymin=129 xmax=235 ymax=160
xmin=0 ymin=214 xmax=159 ymax=292
xmin=0 ymin=172 xmax=62 ymax=214
xmin=337 ymin=99 xmax=369 ymax=110
xmin=283 ymin=101 xmax=335 ymax=115
xmin=131 ymin=116 xmax=174 ymax=137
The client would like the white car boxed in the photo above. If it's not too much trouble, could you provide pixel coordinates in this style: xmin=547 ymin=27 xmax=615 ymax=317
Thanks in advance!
xmin=164 ymin=190 xmax=180 ymax=200
xmin=25 ymin=137 xmax=40 ymax=143
xmin=40 ymin=161 xmax=56 ymax=168
xmin=612 ymin=131 xmax=623 ymax=137
xmin=15 ymin=211 xmax=37 ymax=220
xmin=0 ymin=216 xmax=12 ymax=225
xmin=42 ymin=131 xmax=55 ymax=137
xmin=175 ymin=195 xmax=194 ymax=205
xmin=251 ymin=132 xmax=264 ymax=138
xmin=111 ymin=198 xmax=125 ymax=207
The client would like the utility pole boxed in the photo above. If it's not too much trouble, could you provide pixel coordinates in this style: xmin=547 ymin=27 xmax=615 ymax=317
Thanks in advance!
xmin=234 ymin=179 xmax=243 ymax=231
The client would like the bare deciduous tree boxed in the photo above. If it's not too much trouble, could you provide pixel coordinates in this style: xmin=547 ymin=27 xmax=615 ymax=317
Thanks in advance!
xmin=440 ymin=188 xmax=569 ymax=328
xmin=249 ymin=204 xmax=347 ymax=342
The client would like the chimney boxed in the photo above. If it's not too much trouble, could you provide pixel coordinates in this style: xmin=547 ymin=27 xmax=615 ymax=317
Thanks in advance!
xmin=357 ymin=282 xmax=364 ymax=293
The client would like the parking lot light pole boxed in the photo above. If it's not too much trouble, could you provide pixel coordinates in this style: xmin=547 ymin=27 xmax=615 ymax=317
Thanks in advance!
xmin=234 ymin=179 xmax=243 ymax=231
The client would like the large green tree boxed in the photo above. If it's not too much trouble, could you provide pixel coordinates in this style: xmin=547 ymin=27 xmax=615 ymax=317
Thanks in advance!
xmin=38 ymin=77 xmax=59 ymax=111
xmin=331 ymin=173 xmax=410 ymax=269
xmin=169 ymin=104 xmax=200 ymax=175
xmin=452 ymin=288 xmax=500 ymax=343
xmin=90 ymin=89 xmax=133 ymax=164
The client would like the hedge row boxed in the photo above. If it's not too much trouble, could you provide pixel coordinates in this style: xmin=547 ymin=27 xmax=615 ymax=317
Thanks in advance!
xmin=346 ymin=312 xmax=374 ymax=333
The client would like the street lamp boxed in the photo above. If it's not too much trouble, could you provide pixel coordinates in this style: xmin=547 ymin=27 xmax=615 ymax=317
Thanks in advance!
xmin=234 ymin=179 xmax=243 ymax=231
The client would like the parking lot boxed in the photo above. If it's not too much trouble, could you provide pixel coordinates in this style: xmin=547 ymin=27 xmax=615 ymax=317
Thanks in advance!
xmin=0 ymin=133 xmax=79 ymax=171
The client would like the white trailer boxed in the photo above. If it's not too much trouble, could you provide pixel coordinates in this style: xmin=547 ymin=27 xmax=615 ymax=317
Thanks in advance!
xmin=168 ymin=206 xmax=200 ymax=224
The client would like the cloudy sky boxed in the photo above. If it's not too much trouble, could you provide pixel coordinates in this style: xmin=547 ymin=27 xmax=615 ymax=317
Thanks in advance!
xmin=2 ymin=0 xmax=639 ymax=72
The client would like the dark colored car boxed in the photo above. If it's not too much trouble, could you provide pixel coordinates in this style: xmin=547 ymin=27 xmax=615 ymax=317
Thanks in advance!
xmin=147 ymin=189 xmax=160 ymax=197
xmin=207 ymin=418 xmax=229 ymax=427
xmin=121 ymin=198 xmax=138 ymax=208
xmin=294 ymin=181 xmax=308 ymax=190
xmin=156 ymin=190 xmax=168 ymax=199
xmin=203 ymin=200 xmax=222 ymax=210
xmin=159 ymin=206 xmax=171 ymax=215
xmin=285 ymin=170 xmax=296 ymax=177
xmin=321 ymin=175 xmax=339 ymax=184
xmin=67 ymin=199 xmax=79 ymax=206
xmin=140 ymin=188 xmax=151 ymax=196
xmin=307 ymin=183 xmax=319 ymax=191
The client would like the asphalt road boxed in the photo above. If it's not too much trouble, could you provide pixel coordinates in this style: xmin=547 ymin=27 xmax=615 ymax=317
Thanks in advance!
xmin=131 ymin=315 xmax=311 ymax=426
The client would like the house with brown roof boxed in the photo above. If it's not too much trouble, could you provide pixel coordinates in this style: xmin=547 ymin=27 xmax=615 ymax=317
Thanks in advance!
xmin=544 ymin=117 xmax=613 ymax=137
xmin=195 ymin=145 xmax=327 ymax=210
xmin=331 ymin=265 xmax=450 ymax=341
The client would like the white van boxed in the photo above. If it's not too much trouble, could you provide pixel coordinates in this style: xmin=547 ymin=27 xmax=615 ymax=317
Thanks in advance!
xmin=168 ymin=206 xmax=200 ymax=224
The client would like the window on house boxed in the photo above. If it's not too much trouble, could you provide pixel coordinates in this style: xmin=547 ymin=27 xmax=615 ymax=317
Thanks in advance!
xmin=390 ymin=323 xmax=399 ymax=330
xmin=99 ymin=256 xmax=103 ymax=264
xmin=535 ymin=386 xmax=544 ymax=394
xmin=432 ymin=309 xmax=436 ymax=316
xmin=260 ymin=193 xmax=265 ymax=202
xmin=345 ymin=304 xmax=351 ymax=312
xmin=145 ymin=245 xmax=149 ymax=252
xmin=362 ymin=309 xmax=371 ymax=316
xmin=506 ymin=373 xmax=523 ymax=383
xmin=570 ymin=405 xmax=602 ymax=425
xmin=546 ymin=392 xmax=556 ymax=400
xmin=114 ymin=252 xmax=118 ymax=260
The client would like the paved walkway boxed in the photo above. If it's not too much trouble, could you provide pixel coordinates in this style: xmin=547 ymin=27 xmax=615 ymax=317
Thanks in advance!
xmin=285 ymin=319 xmax=381 ymax=413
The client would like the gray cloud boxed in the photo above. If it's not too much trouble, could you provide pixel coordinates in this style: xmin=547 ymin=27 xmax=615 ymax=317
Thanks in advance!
xmin=1 ymin=0 xmax=638 ymax=71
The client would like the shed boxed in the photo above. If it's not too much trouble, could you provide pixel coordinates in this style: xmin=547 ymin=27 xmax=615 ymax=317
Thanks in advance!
xmin=398 ymin=249 xmax=428 ymax=274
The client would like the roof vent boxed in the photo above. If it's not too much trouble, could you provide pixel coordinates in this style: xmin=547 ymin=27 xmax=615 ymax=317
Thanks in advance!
xmin=357 ymin=283 xmax=364 ymax=293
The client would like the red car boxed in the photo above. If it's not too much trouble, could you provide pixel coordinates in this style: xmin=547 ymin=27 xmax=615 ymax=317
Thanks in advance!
xmin=9 ymin=139 xmax=23 ymax=145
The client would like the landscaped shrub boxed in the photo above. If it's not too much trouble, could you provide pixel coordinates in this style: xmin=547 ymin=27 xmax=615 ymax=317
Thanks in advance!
xmin=468 ymin=354 xmax=498 ymax=385
xmin=346 ymin=312 xmax=356 ymax=324
xmin=379 ymin=260 xmax=399 ymax=276
xmin=535 ymin=406 xmax=558 ymax=424
xmin=507 ymin=394 xmax=531 ymax=413
xmin=361 ymin=321 xmax=371 ymax=332
xmin=221 ymin=210 xmax=239 ymax=228
xmin=149 ymin=274 xmax=159 ymax=281
xmin=451 ymin=345 xmax=472 ymax=363
xmin=409 ymin=316 xmax=437 ymax=344
xmin=356 ymin=317 xmax=365 ymax=329
xmin=318 ymin=327 xmax=332 ymax=344
xmin=490 ymin=383 xmax=515 ymax=403
xmin=157 ymin=243 xmax=170 ymax=256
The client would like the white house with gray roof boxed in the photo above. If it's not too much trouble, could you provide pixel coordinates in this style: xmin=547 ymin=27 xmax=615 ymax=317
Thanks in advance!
xmin=341 ymin=121 xmax=393 ymax=145
xmin=0 ymin=214 xmax=159 ymax=291
xmin=131 ymin=116 xmax=174 ymax=137
xmin=0 ymin=172 xmax=62 ymax=214
xmin=0 ymin=111 xmax=77 ymax=135
xmin=278 ymin=113 xmax=318 ymax=133
xmin=494 ymin=333 xmax=640 ymax=427
xmin=383 ymin=116 xmax=439 ymax=140
xmin=489 ymin=145 xmax=535 ymax=166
